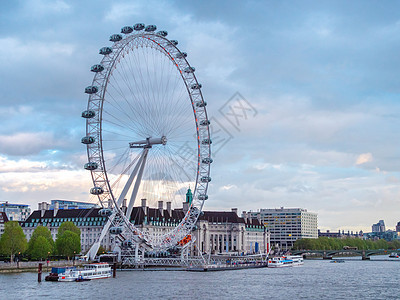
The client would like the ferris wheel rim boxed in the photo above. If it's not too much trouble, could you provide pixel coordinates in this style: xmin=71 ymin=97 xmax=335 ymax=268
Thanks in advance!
xmin=83 ymin=26 xmax=211 ymax=250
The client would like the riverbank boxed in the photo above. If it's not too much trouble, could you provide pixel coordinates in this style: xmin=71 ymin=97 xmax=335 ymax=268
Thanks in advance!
xmin=0 ymin=260 xmax=84 ymax=273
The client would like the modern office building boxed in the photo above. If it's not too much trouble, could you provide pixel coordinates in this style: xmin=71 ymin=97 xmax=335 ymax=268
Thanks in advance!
xmin=246 ymin=207 xmax=318 ymax=250
xmin=22 ymin=196 xmax=270 ymax=255
xmin=372 ymin=220 xmax=386 ymax=233
xmin=0 ymin=202 xmax=31 ymax=221
xmin=396 ymin=222 xmax=400 ymax=233
xmin=49 ymin=200 xmax=99 ymax=210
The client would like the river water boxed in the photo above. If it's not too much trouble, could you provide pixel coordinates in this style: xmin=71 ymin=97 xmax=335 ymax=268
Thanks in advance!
xmin=1 ymin=257 xmax=399 ymax=299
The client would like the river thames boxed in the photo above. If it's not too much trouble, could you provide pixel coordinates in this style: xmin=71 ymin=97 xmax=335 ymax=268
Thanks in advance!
xmin=1 ymin=257 xmax=399 ymax=299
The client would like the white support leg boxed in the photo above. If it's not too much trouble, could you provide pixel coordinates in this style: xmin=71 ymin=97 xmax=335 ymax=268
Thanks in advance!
xmin=126 ymin=148 xmax=149 ymax=218
xmin=86 ymin=149 xmax=147 ymax=261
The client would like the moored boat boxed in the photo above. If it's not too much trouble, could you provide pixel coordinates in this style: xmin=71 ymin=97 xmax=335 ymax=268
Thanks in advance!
xmin=57 ymin=263 xmax=112 ymax=282
xmin=45 ymin=266 xmax=76 ymax=281
xmin=389 ymin=252 xmax=399 ymax=258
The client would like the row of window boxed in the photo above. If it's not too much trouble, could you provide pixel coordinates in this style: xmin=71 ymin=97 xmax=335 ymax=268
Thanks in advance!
xmin=30 ymin=216 xmax=106 ymax=223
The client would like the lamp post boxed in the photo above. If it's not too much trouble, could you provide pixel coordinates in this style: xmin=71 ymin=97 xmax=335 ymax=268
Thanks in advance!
xmin=47 ymin=252 xmax=50 ymax=271
xmin=73 ymin=251 xmax=76 ymax=266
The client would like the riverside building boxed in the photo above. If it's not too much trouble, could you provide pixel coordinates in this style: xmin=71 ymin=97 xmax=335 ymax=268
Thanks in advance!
xmin=0 ymin=212 xmax=9 ymax=237
xmin=0 ymin=201 xmax=30 ymax=221
xmin=246 ymin=207 xmax=318 ymax=250
xmin=22 ymin=193 xmax=269 ymax=255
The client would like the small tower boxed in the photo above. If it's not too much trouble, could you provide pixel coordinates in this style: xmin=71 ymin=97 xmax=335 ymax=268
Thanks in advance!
xmin=186 ymin=188 xmax=193 ymax=205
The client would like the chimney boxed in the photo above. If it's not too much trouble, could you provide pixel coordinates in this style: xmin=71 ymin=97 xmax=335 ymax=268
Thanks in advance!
xmin=107 ymin=199 xmax=113 ymax=209
xmin=166 ymin=202 xmax=172 ymax=216
xmin=38 ymin=203 xmax=42 ymax=210
xmin=231 ymin=208 xmax=238 ymax=216
xmin=122 ymin=198 xmax=127 ymax=214
xmin=242 ymin=211 xmax=247 ymax=222
xmin=158 ymin=201 xmax=164 ymax=217
xmin=183 ymin=202 xmax=189 ymax=213
xmin=54 ymin=202 xmax=59 ymax=217
xmin=141 ymin=199 xmax=147 ymax=215
xmin=40 ymin=202 xmax=47 ymax=218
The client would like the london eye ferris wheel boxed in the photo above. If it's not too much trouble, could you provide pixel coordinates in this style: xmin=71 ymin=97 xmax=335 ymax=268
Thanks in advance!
xmin=81 ymin=23 xmax=212 ymax=259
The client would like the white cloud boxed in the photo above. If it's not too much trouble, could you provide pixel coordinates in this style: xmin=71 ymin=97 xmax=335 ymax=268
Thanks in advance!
xmin=356 ymin=153 xmax=373 ymax=165
xmin=0 ymin=156 xmax=93 ymax=207
xmin=0 ymin=132 xmax=66 ymax=156
xmin=220 ymin=184 xmax=237 ymax=191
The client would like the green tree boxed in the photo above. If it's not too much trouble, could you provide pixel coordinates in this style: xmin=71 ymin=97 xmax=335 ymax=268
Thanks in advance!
xmin=27 ymin=225 xmax=54 ymax=258
xmin=55 ymin=230 xmax=81 ymax=260
xmin=0 ymin=221 xmax=27 ymax=261
xmin=97 ymin=245 xmax=106 ymax=256
xmin=57 ymin=221 xmax=81 ymax=238
xmin=30 ymin=236 xmax=52 ymax=261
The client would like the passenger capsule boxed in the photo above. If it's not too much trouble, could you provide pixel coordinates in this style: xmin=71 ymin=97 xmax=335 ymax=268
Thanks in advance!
xmin=202 ymin=139 xmax=212 ymax=145
xmin=191 ymin=83 xmax=202 ymax=90
xmin=200 ymin=176 xmax=211 ymax=183
xmin=198 ymin=194 xmax=209 ymax=200
xmin=81 ymin=110 xmax=96 ymax=118
xmin=196 ymin=101 xmax=207 ymax=107
xmin=90 ymin=186 xmax=104 ymax=195
xmin=84 ymin=162 xmax=98 ymax=170
xmin=176 ymin=52 xmax=187 ymax=59
xmin=134 ymin=23 xmax=145 ymax=31
xmin=202 ymin=158 xmax=213 ymax=164
xmin=109 ymin=227 xmax=123 ymax=235
xmin=109 ymin=34 xmax=123 ymax=42
xmin=121 ymin=26 xmax=134 ymax=34
xmin=98 ymin=208 xmax=113 ymax=217
xmin=184 ymin=66 xmax=195 ymax=73
xmin=99 ymin=47 xmax=113 ymax=55
xmin=84 ymin=86 xmax=98 ymax=94
xmin=200 ymin=120 xmax=210 ymax=126
xmin=170 ymin=40 xmax=178 ymax=46
xmin=145 ymin=25 xmax=157 ymax=32
xmin=81 ymin=136 xmax=95 ymax=144
xmin=91 ymin=64 xmax=104 ymax=73
xmin=157 ymin=30 xmax=168 ymax=37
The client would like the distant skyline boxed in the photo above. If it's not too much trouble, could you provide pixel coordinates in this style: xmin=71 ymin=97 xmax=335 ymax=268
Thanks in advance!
xmin=1 ymin=1 xmax=400 ymax=232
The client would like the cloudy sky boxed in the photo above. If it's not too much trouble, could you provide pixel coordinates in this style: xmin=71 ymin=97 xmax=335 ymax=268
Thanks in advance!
xmin=1 ymin=0 xmax=400 ymax=232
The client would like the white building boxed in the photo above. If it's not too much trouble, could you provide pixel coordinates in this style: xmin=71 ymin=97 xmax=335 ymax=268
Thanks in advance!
xmin=247 ymin=207 xmax=317 ymax=250
xmin=22 ymin=198 xmax=270 ymax=255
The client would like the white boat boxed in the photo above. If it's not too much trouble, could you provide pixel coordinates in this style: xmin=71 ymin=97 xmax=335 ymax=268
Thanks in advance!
xmin=268 ymin=255 xmax=303 ymax=268
xmin=58 ymin=263 xmax=112 ymax=282
xmin=289 ymin=255 xmax=304 ymax=266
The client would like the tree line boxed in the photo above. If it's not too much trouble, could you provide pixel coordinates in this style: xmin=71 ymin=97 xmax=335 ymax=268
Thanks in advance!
xmin=0 ymin=221 xmax=81 ymax=261
xmin=293 ymin=236 xmax=400 ymax=251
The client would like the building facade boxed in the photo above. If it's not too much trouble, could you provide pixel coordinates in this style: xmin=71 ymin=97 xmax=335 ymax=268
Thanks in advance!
xmin=0 ymin=212 xmax=9 ymax=237
xmin=49 ymin=200 xmax=99 ymax=210
xmin=22 ymin=199 xmax=270 ymax=255
xmin=318 ymin=229 xmax=363 ymax=239
xmin=247 ymin=207 xmax=318 ymax=250
xmin=0 ymin=202 xmax=30 ymax=221
xmin=372 ymin=220 xmax=386 ymax=233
